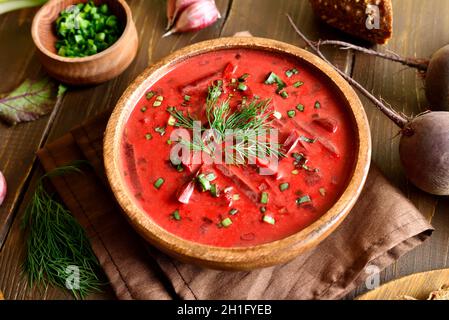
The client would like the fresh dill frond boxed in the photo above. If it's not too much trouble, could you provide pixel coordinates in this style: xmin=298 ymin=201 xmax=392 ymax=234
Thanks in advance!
xmin=205 ymin=83 xmax=274 ymax=136
xmin=168 ymin=107 xmax=197 ymax=130
xmin=231 ymin=128 xmax=284 ymax=164
xmin=169 ymin=83 xmax=283 ymax=165
xmin=205 ymin=84 xmax=227 ymax=133
xmin=207 ymin=83 xmax=223 ymax=102
xmin=224 ymin=98 xmax=273 ymax=132
xmin=22 ymin=161 xmax=103 ymax=299
xmin=207 ymin=98 xmax=232 ymax=136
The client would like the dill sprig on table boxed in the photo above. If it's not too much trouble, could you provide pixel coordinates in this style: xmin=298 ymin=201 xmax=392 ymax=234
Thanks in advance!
xmin=169 ymin=84 xmax=284 ymax=163
xmin=22 ymin=161 xmax=102 ymax=299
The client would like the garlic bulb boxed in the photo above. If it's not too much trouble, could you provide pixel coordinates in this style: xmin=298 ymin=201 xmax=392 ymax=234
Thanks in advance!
xmin=167 ymin=0 xmax=203 ymax=29
xmin=164 ymin=0 xmax=220 ymax=37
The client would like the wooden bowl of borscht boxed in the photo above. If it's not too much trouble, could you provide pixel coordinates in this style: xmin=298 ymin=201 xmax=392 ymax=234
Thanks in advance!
xmin=104 ymin=37 xmax=371 ymax=270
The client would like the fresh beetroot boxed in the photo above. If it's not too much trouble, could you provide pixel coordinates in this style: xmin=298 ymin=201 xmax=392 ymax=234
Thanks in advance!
xmin=425 ymin=45 xmax=449 ymax=111
xmin=399 ymin=112 xmax=449 ymax=195
xmin=288 ymin=15 xmax=449 ymax=195
xmin=0 ymin=170 xmax=6 ymax=206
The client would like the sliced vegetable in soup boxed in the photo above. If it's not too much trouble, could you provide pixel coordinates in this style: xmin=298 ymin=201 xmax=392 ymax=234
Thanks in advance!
xmin=121 ymin=49 xmax=356 ymax=247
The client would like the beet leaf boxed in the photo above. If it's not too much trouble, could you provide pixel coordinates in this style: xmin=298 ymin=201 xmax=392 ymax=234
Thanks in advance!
xmin=0 ymin=77 xmax=65 ymax=125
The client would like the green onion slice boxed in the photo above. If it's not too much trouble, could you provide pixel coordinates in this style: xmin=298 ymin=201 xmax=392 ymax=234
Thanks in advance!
xmin=172 ymin=210 xmax=181 ymax=221
xmin=264 ymin=72 xmax=286 ymax=92
xmin=285 ymin=68 xmax=299 ymax=78
xmin=146 ymin=91 xmax=156 ymax=100
xmin=279 ymin=91 xmax=289 ymax=99
xmin=197 ymin=174 xmax=211 ymax=192
xmin=210 ymin=184 xmax=219 ymax=197
xmin=237 ymin=83 xmax=248 ymax=91
xmin=154 ymin=178 xmax=165 ymax=189
xmin=221 ymin=217 xmax=233 ymax=228
xmin=262 ymin=215 xmax=275 ymax=225
xmin=300 ymin=135 xmax=316 ymax=143
xmin=167 ymin=115 xmax=176 ymax=126
xmin=296 ymin=195 xmax=312 ymax=205
xmin=154 ymin=126 xmax=166 ymax=136
xmin=292 ymin=152 xmax=304 ymax=161
xmin=238 ymin=73 xmax=250 ymax=81
xmin=260 ymin=192 xmax=269 ymax=204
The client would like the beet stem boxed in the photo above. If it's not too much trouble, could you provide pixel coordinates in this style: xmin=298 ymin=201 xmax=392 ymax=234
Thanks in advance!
xmin=286 ymin=14 xmax=408 ymax=129
xmin=316 ymin=40 xmax=429 ymax=72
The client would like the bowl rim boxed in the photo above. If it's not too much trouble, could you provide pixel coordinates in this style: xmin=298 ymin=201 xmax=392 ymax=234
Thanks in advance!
xmin=31 ymin=0 xmax=133 ymax=63
xmin=104 ymin=37 xmax=372 ymax=269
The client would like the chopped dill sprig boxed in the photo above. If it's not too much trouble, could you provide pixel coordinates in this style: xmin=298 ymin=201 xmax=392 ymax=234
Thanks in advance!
xmin=168 ymin=107 xmax=197 ymax=130
xmin=168 ymin=83 xmax=284 ymax=164
xmin=231 ymin=128 xmax=283 ymax=165
xmin=224 ymin=99 xmax=273 ymax=132
xmin=22 ymin=161 xmax=103 ymax=299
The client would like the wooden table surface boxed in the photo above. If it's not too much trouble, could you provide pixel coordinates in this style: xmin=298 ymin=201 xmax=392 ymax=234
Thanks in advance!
xmin=0 ymin=0 xmax=448 ymax=300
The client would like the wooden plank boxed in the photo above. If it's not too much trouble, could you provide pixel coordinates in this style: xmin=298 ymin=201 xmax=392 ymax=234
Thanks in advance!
xmin=345 ymin=0 xmax=449 ymax=299
xmin=0 ymin=8 xmax=63 ymax=248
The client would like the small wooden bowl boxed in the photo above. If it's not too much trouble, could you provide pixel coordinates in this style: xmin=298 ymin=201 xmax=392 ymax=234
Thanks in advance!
xmin=104 ymin=37 xmax=372 ymax=270
xmin=31 ymin=0 xmax=138 ymax=85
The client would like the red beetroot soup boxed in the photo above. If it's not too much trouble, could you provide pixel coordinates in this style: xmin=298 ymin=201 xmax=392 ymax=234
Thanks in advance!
xmin=121 ymin=48 xmax=356 ymax=247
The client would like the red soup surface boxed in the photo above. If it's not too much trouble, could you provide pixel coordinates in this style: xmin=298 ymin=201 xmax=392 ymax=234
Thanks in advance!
xmin=121 ymin=48 xmax=356 ymax=247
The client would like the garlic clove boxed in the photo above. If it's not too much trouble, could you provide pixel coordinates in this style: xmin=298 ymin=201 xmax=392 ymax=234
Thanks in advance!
xmin=167 ymin=0 xmax=203 ymax=30
xmin=163 ymin=0 xmax=220 ymax=37
xmin=166 ymin=0 xmax=176 ymax=30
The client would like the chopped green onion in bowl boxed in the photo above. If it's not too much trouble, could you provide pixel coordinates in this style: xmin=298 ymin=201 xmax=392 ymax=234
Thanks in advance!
xmin=55 ymin=1 xmax=123 ymax=58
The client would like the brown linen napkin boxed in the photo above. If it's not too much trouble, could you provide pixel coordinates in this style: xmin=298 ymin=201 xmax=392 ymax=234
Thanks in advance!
xmin=37 ymin=112 xmax=433 ymax=300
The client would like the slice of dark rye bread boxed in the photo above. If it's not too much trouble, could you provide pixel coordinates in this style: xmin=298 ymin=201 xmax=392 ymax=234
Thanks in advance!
xmin=309 ymin=0 xmax=393 ymax=44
